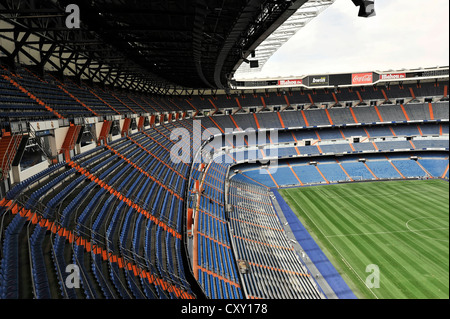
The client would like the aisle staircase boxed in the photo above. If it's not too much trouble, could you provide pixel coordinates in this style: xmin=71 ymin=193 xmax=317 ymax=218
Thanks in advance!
xmin=60 ymin=124 xmax=82 ymax=160
xmin=0 ymin=132 xmax=23 ymax=179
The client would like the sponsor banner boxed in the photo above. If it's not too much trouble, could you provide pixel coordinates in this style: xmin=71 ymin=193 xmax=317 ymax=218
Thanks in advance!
xmin=309 ymin=75 xmax=329 ymax=86
xmin=352 ymin=72 xmax=373 ymax=85
xmin=407 ymin=69 xmax=449 ymax=78
xmin=278 ymin=79 xmax=303 ymax=86
xmin=380 ymin=73 xmax=406 ymax=80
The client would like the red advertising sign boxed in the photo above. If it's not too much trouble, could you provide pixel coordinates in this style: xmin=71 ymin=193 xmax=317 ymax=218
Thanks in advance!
xmin=380 ymin=73 xmax=406 ymax=80
xmin=352 ymin=72 xmax=373 ymax=85
xmin=278 ymin=79 xmax=303 ymax=86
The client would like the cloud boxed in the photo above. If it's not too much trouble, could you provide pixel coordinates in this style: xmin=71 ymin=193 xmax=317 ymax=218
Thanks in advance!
xmin=236 ymin=0 xmax=449 ymax=79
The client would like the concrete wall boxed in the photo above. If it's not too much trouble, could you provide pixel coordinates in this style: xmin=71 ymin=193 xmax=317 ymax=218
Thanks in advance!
xmin=12 ymin=160 xmax=49 ymax=184
xmin=53 ymin=126 xmax=70 ymax=154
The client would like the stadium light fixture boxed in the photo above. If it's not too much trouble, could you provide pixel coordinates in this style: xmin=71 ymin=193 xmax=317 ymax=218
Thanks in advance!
xmin=235 ymin=0 xmax=337 ymax=74
xmin=352 ymin=0 xmax=376 ymax=18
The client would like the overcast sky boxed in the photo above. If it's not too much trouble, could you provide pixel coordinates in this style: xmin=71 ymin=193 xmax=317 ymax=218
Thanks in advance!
xmin=236 ymin=0 xmax=449 ymax=79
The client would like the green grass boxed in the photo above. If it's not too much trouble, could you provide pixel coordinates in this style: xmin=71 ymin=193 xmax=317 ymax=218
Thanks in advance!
xmin=279 ymin=179 xmax=449 ymax=299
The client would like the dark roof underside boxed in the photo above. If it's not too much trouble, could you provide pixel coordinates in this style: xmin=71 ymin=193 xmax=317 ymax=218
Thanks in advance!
xmin=0 ymin=0 xmax=308 ymax=91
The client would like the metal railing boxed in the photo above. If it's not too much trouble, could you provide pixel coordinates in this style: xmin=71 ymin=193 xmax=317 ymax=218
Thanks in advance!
xmin=28 ymin=124 xmax=53 ymax=161
xmin=1 ymin=133 xmax=22 ymax=180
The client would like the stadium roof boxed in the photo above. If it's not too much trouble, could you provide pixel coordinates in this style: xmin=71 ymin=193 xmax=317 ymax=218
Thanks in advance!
xmin=236 ymin=0 xmax=337 ymax=75
xmin=0 ymin=0 xmax=319 ymax=93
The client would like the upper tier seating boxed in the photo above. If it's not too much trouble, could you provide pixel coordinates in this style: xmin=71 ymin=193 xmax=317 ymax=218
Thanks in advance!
xmin=1 ymin=64 xmax=448 ymax=121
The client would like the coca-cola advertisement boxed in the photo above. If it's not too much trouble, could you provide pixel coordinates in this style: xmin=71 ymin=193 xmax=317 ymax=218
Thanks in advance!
xmin=352 ymin=72 xmax=373 ymax=85
xmin=380 ymin=73 xmax=406 ymax=80
xmin=278 ymin=79 xmax=303 ymax=86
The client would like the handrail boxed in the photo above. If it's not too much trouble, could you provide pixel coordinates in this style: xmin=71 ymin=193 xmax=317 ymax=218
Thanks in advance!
xmin=28 ymin=124 xmax=53 ymax=161
xmin=66 ymin=126 xmax=77 ymax=152
xmin=1 ymin=133 xmax=22 ymax=180
xmin=60 ymin=125 xmax=81 ymax=155
xmin=1 ymin=134 xmax=15 ymax=179
xmin=83 ymin=117 xmax=97 ymax=144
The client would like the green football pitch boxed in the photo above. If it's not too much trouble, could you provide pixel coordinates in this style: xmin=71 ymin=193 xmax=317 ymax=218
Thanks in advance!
xmin=279 ymin=179 xmax=449 ymax=299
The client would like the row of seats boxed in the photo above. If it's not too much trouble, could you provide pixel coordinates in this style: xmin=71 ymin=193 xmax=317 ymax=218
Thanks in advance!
xmin=1 ymin=63 xmax=448 ymax=121
xmin=237 ymin=154 xmax=449 ymax=188
xmin=185 ymin=126 xmax=447 ymax=156
xmin=187 ymin=111 xmax=448 ymax=154
xmin=0 ymin=121 xmax=196 ymax=299
xmin=200 ymin=103 xmax=449 ymax=133
xmin=191 ymin=160 xmax=243 ymax=299
xmin=228 ymin=179 xmax=323 ymax=299
xmin=227 ymin=137 xmax=448 ymax=162
xmin=169 ymin=82 xmax=447 ymax=110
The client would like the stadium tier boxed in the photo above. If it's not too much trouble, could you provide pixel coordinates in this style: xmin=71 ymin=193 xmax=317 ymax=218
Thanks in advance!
xmin=0 ymin=61 xmax=448 ymax=300
xmin=233 ymin=153 xmax=449 ymax=188
xmin=1 ymin=65 xmax=449 ymax=120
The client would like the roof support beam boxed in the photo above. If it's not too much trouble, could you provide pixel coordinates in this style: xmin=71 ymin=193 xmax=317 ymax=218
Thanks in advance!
xmin=77 ymin=57 xmax=92 ymax=79
xmin=38 ymin=42 xmax=57 ymax=68
xmin=10 ymin=30 xmax=31 ymax=60
xmin=60 ymin=51 xmax=76 ymax=74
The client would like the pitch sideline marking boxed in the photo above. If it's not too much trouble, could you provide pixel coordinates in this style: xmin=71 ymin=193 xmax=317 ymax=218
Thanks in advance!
xmin=286 ymin=193 xmax=380 ymax=299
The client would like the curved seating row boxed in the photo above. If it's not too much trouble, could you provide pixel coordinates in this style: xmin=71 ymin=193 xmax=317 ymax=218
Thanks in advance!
xmin=0 ymin=122 xmax=194 ymax=299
